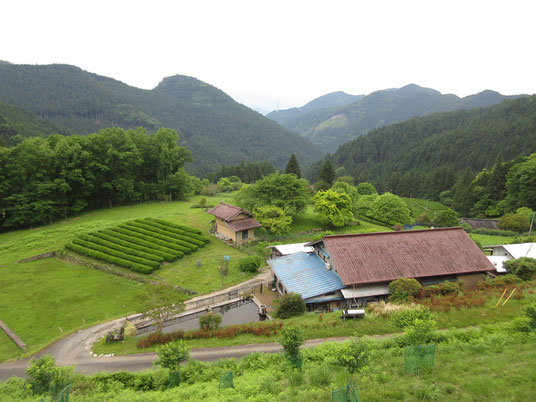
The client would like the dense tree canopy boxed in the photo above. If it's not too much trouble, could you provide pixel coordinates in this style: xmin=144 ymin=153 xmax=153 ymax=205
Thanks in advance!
xmin=0 ymin=127 xmax=194 ymax=230
xmin=234 ymin=173 xmax=310 ymax=217
xmin=314 ymin=190 xmax=354 ymax=227
xmin=285 ymin=154 xmax=301 ymax=178
xmin=371 ymin=193 xmax=411 ymax=225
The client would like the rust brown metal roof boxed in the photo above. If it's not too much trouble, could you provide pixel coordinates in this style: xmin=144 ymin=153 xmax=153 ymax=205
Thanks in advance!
xmin=308 ymin=227 xmax=496 ymax=286
xmin=206 ymin=202 xmax=252 ymax=221
xmin=227 ymin=218 xmax=262 ymax=232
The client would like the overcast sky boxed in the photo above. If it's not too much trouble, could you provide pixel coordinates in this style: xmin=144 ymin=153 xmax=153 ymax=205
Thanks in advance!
xmin=2 ymin=0 xmax=535 ymax=111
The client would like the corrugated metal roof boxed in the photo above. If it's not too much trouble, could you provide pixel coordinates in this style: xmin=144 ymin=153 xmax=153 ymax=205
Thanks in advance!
xmin=206 ymin=202 xmax=252 ymax=221
xmin=487 ymin=256 xmax=509 ymax=273
xmin=267 ymin=242 xmax=314 ymax=255
xmin=227 ymin=218 xmax=262 ymax=232
xmin=340 ymin=284 xmax=390 ymax=299
xmin=502 ymin=243 xmax=536 ymax=259
xmin=310 ymin=227 xmax=496 ymax=286
xmin=268 ymin=252 xmax=344 ymax=300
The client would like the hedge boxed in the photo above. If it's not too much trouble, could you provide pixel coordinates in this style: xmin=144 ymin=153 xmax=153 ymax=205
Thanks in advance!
xmin=127 ymin=221 xmax=204 ymax=248
xmin=102 ymin=229 xmax=183 ymax=258
xmin=118 ymin=224 xmax=195 ymax=253
xmin=112 ymin=227 xmax=191 ymax=254
xmin=140 ymin=219 xmax=208 ymax=244
xmin=72 ymin=238 xmax=160 ymax=269
xmin=79 ymin=234 xmax=164 ymax=263
xmin=65 ymin=243 xmax=154 ymax=274
xmin=91 ymin=232 xmax=177 ymax=262
xmin=145 ymin=217 xmax=203 ymax=235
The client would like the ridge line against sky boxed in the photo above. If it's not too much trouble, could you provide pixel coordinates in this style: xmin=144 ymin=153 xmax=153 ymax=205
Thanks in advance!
xmin=2 ymin=0 xmax=535 ymax=111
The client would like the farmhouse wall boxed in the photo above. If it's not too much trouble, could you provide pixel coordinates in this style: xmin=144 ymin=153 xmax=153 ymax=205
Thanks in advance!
xmin=458 ymin=273 xmax=485 ymax=290
xmin=214 ymin=217 xmax=237 ymax=243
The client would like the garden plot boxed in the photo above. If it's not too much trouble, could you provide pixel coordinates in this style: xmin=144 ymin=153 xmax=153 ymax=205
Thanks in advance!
xmin=65 ymin=218 xmax=209 ymax=274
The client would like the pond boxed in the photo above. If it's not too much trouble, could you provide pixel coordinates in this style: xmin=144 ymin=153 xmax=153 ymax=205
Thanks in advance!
xmin=137 ymin=299 xmax=265 ymax=336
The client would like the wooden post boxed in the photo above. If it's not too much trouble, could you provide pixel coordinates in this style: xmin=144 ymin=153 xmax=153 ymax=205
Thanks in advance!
xmin=502 ymin=288 xmax=516 ymax=306
xmin=496 ymin=288 xmax=508 ymax=307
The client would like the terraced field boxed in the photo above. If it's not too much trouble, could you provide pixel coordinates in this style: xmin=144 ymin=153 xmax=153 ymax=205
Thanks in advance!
xmin=65 ymin=218 xmax=209 ymax=274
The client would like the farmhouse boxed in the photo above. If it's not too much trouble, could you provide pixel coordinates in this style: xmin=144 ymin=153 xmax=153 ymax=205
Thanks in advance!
xmin=206 ymin=202 xmax=261 ymax=245
xmin=269 ymin=227 xmax=496 ymax=310
xmin=485 ymin=242 xmax=536 ymax=273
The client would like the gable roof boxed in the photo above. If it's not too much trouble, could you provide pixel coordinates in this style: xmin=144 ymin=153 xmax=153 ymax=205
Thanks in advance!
xmin=268 ymin=252 xmax=344 ymax=300
xmin=206 ymin=202 xmax=252 ymax=221
xmin=460 ymin=218 xmax=500 ymax=230
xmin=267 ymin=242 xmax=315 ymax=255
xmin=307 ymin=227 xmax=496 ymax=286
xmin=502 ymin=243 xmax=536 ymax=259
xmin=227 ymin=218 xmax=262 ymax=232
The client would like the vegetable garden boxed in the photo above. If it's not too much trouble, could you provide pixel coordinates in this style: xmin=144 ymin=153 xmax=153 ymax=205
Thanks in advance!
xmin=65 ymin=218 xmax=209 ymax=274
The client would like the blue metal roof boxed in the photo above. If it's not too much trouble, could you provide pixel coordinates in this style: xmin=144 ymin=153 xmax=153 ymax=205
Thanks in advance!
xmin=268 ymin=252 xmax=344 ymax=300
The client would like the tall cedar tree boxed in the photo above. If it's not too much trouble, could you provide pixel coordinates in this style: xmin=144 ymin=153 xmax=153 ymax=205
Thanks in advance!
xmin=318 ymin=159 xmax=336 ymax=185
xmin=285 ymin=154 xmax=301 ymax=178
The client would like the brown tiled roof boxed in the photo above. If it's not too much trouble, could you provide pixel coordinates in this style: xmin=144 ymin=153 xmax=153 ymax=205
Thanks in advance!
xmin=206 ymin=202 xmax=252 ymax=221
xmin=308 ymin=227 xmax=495 ymax=286
xmin=227 ymin=218 xmax=262 ymax=232
xmin=460 ymin=218 xmax=500 ymax=230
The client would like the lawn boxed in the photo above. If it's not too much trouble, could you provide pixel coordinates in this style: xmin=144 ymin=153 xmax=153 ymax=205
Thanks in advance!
xmin=0 ymin=258 xmax=146 ymax=362
xmin=401 ymin=196 xmax=449 ymax=219
xmin=469 ymin=233 xmax=513 ymax=247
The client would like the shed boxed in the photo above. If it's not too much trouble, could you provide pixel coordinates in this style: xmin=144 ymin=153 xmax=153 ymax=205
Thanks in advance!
xmin=206 ymin=202 xmax=261 ymax=245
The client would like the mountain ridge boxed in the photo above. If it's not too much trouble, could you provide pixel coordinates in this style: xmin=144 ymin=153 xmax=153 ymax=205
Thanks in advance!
xmin=0 ymin=63 xmax=323 ymax=175
xmin=268 ymin=84 xmax=519 ymax=152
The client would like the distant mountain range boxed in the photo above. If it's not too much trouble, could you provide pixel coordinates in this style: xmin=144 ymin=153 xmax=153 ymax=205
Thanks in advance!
xmin=326 ymin=95 xmax=536 ymax=197
xmin=267 ymin=84 xmax=519 ymax=152
xmin=0 ymin=63 xmax=322 ymax=175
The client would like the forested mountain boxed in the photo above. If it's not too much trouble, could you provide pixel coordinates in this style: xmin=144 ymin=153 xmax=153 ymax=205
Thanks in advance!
xmin=268 ymin=84 xmax=517 ymax=152
xmin=0 ymin=102 xmax=71 ymax=146
xmin=325 ymin=95 xmax=536 ymax=202
xmin=267 ymin=91 xmax=363 ymax=127
xmin=0 ymin=63 xmax=322 ymax=175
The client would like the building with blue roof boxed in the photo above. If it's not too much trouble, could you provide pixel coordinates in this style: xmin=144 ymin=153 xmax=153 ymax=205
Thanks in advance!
xmin=268 ymin=251 xmax=345 ymax=310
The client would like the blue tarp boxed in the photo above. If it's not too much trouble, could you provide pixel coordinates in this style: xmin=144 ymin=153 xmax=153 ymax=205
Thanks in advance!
xmin=268 ymin=252 xmax=344 ymax=300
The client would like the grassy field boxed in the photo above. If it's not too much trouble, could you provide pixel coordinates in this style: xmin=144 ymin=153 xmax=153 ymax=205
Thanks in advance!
xmin=469 ymin=233 xmax=513 ymax=247
xmin=401 ymin=197 xmax=449 ymax=219
xmin=0 ymin=193 xmax=256 ymax=362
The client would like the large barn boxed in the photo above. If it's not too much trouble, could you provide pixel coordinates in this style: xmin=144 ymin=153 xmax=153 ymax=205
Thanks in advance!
xmin=269 ymin=227 xmax=496 ymax=310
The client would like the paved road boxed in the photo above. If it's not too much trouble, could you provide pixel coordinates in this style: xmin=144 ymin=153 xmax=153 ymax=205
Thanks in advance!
xmin=0 ymin=269 xmax=287 ymax=382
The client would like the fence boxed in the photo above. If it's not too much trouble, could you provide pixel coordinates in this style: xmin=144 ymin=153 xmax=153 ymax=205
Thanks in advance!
xmin=405 ymin=344 xmax=436 ymax=374
xmin=185 ymin=280 xmax=273 ymax=310
xmin=332 ymin=381 xmax=360 ymax=402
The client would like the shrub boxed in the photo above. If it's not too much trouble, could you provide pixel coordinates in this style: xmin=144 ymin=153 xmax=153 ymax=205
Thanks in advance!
xmin=499 ymin=213 xmax=530 ymax=233
xmin=510 ymin=316 xmax=533 ymax=333
xmin=388 ymin=278 xmax=423 ymax=302
xmin=80 ymin=234 xmax=164 ymax=262
xmin=65 ymin=243 xmax=154 ymax=274
xmin=142 ymin=219 xmax=208 ymax=243
xmin=103 ymin=229 xmax=183 ymax=258
xmin=154 ymin=340 xmax=191 ymax=371
xmin=91 ymin=231 xmax=176 ymax=261
xmin=403 ymin=318 xmax=437 ymax=346
xmin=199 ymin=312 xmax=222 ymax=330
xmin=523 ymin=303 xmax=536 ymax=329
xmin=132 ymin=220 xmax=205 ymax=247
xmin=72 ymin=238 xmax=160 ymax=269
xmin=274 ymin=293 xmax=306 ymax=319
xmin=145 ymin=217 xmax=203 ymax=235
xmin=426 ymin=281 xmax=463 ymax=296
xmin=113 ymin=227 xmax=190 ymax=254
xmin=391 ymin=305 xmax=434 ymax=329
xmin=238 ymin=255 xmax=263 ymax=273
xmin=280 ymin=326 xmax=305 ymax=361
xmin=337 ymin=337 xmax=370 ymax=373
xmin=504 ymin=257 xmax=536 ymax=281
xmin=26 ymin=355 xmax=74 ymax=396
xmin=121 ymin=223 xmax=198 ymax=251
